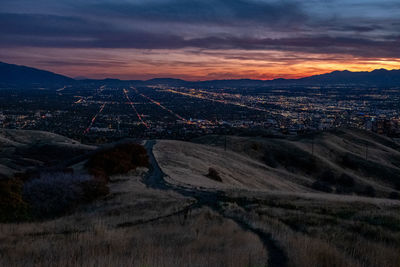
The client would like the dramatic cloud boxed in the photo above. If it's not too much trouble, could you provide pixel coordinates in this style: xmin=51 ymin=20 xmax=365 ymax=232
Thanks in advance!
xmin=0 ymin=0 xmax=399 ymax=79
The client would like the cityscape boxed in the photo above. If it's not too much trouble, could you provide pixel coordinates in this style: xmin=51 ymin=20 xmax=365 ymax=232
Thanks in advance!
xmin=1 ymin=82 xmax=399 ymax=143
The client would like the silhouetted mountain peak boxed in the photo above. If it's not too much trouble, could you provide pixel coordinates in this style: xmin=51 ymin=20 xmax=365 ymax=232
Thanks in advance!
xmin=0 ymin=61 xmax=74 ymax=85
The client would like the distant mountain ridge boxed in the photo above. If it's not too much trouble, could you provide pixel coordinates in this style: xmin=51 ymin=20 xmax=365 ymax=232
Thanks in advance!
xmin=296 ymin=69 xmax=400 ymax=85
xmin=1 ymin=61 xmax=400 ymax=87
xmin=0 ymin=62 xmax=75 ymax=85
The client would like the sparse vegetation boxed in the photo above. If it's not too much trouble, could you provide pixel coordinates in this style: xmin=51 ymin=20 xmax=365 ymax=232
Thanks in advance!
xmin=2 ymin=129 xmax=400 ymax=266
xmin=0 ymin=179 xmax=30 ymax=222
xmin=223 ymin=194 xmax=400 ymax=267
xmin=263 ymin=143 xmax=318 ymax=174
xmin=337 ymin=173 xmax=355 ymax=187
xmin=206 ymin=167 xmax=223 ymax=182
xmin=86 ymin=143 xmax=149 ymax=180
xmin=389 ymin=191 xmax=400 ymax=200
xmin=22 ymin=173 xmax=92 ymax=218
xmin=359 ymin=185 xmax=376 ymax=197
xmin=312 ymin=181 xmax=333 ymax=193
xmin=0 ymin=208 xmax=268 ymax=267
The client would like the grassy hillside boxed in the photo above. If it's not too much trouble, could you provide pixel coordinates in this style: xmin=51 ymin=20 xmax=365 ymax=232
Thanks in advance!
xmin=0 ymin=129 xmax=399 ymax=267
xmin=192 ymin=128 xmax=400 ymax=198
xmin=0 ymin=129 xmax=95 ymax=178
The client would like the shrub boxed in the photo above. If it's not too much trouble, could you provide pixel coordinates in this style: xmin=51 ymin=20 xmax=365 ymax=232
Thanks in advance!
xmin=337 ymin=173 xmax=355 ymax=187
xmin=335 ymin=185 xmax=353 ymax=194
xmin=339 ymin=154 xmax=359 ymax=170
xmin=23 ymin=173 xmax=91 ymax=218
xmin=251 ymin=143 xmax=261 ymax=151
xmin=312 ymin=181 xmax=333 ymax=193
xmin=395 ymin=181 xmax=400 ymax=191
xmin=0 ymin=179 xmax=30 ymax=222
xmin=318 ymin=170 xmax=336 ymax=184
xmin=388 ymin=191 xmax=400 ymax=200
xmin=263 ymin=145 xmax=318 ymax=174
xmin=206 ymin=168 xmax=223 ymax=182
xmin=360 ymin=185 xmax=376 ymax=198
xmin=80 ymin=178 xmax=109 ymax=202
xmin=263 ymin=152 xmax=278 ymax=168
xmin=86 ymin=143 xmax=149 ymax=178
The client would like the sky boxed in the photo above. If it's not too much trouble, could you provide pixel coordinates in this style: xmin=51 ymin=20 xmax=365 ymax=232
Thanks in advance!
xmin=1 ymin=0 xmax=400 ymax=80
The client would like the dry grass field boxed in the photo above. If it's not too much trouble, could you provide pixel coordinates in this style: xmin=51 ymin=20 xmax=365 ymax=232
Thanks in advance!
xmin=1 ymin=128 xmax=400 ymax=266
xmin=0 ymin=129 xmax=95 ymax=178
xmin=0 ymin=168 xmax=267 ymax=267
xmin=192 ymin=128 xmax=400 ymax=197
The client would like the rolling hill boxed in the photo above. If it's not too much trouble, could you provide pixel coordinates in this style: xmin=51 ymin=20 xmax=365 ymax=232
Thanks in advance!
xmin=0 ymin=129 xmax=95 ymax=178
xmin=0 ymin=128 xmax=399 ymax=267
xmin=189 ymin=128 xmax=400 ymax=198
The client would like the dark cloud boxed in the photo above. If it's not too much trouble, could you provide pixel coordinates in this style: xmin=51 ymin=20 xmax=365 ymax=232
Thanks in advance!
xmin=1 ymin=11 xmax=399 ymax=59
xmin=85 ymin=0 xmax=306 ymax=26
xmin=0 ymin=0 xmax=399 ymax=63
xmin=0 ymin=13 xmax=110 ymax=36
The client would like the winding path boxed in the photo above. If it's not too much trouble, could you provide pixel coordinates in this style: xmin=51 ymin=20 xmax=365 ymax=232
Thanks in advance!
xmin=143 ymin=140 xmax=288 ymax=267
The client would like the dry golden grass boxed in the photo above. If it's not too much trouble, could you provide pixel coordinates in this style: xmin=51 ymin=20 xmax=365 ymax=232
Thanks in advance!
xmin=192 ymin=129 xmax=400 ymax=196
xmin=2 ymin=130 xmax=400 ymax=267
xmin=0 ymin=208 xmax=267 ymax=267
xmin=221 ymin=194 xmax=400 ymax=267
xmin=0 ymin=169 xmax=267 ymax=267
xmin=154 ymin=140 xmax=307 ymax=192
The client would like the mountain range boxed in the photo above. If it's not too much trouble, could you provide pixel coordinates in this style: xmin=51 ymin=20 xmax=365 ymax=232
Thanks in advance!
xmin=0 ymin=62 xmax=75 ymax=85
xmin=1 ymin=61 xmax=400 ymax=87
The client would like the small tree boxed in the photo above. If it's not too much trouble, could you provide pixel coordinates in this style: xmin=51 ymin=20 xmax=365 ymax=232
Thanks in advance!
xmin=361 ymin=185 xmax=376 ymax=197
xmin=312 ymin=181 xmax=333 ymax=193
xmin=206 ymin=168 xmax=222 ymax=182
xmin=337 ymin=173 xmax=355 ymax=187
xmin=318 ymin=170 xmax=336 ymax=184
xmin=389 ymin=191 xmax=400 ymax=200
xmin=86 ymin=143 xmax=149 ymax=178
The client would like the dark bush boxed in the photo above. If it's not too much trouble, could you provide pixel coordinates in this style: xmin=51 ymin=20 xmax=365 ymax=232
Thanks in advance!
xmin=0 ymin=179 xmax=30 ymax=222
xmin=312 ymin=181 xmax=333 ymax=193
xmin=339 ymin=154 xmax=359 ymax=169
xmin=86 ymin=143 xmax=149 ymax=178
xmin=337 ymin=173 xmax=355 ymax=187
xmin=81 ymin=178 xmax=110 ymax=202
xmin=206 ymin=168 xmax=222 ymax=182
xmin=23 ymin=173 xmax=91 ymax=218
xmin=263 ymin=151 xmax=278 ymax=168
xmin=14 ymin=171 xmax=40 ymax=182
xmin=394 ymin=181 xmax=400 ymax=191
xmin=360 ymin=185 xmax=376 ymax=197
xmin=388 ymin=191 xmax=400 ymax=200
xmin=338 ymin=153 xmax=400 ymax=189
xmin=263 ymin=144 xmax=318 ymax=174
xmin=318 ymin=170 xmax=336 ymax=184
xmin=335 ymin=185 xmax=353 ymax=194
xmin=251 ymin=143 xmax=261 ymax=151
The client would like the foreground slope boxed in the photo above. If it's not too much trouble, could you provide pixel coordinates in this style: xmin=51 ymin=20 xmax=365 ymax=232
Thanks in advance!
xmin=0 ymin=129 xmax=95 ymax=178
xmin=188 ymin=128 xmax=400 ymax=198
xmin=154 ymin=140 xmax=308 ymax=192
xmin=1 ymin=129 xmax=399 ymax=267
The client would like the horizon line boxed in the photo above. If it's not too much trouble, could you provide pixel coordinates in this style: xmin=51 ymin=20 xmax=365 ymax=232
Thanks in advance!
xmin=2 ymin=61 xmax=400 ymax=82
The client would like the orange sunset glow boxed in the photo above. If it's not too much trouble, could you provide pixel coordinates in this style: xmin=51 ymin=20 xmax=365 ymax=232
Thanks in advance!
xmin=2 ymin=48 xmax=400 ymax=80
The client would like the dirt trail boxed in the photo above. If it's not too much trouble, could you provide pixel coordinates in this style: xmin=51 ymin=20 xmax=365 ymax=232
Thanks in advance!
xmin=144 ymin=140 xmax=288 ymax=267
